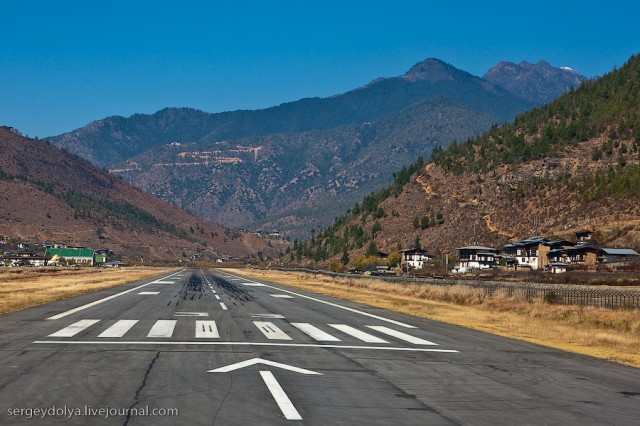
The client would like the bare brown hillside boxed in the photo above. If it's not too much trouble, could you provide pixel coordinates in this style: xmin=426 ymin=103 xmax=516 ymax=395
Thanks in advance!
xmin=371 ymin=136 xmax=640 ymax=257
xmin=0 ymin=127 xmax=280 ymax=260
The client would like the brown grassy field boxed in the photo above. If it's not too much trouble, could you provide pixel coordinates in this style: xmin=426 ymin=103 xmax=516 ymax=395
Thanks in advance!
xmin=227 ymin=268 xmax=640 ymax=368
xmin=0 ymin=267 xmax=177 ymax=315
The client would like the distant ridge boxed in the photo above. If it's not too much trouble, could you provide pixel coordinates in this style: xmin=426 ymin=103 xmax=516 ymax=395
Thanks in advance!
xmin=46 ymin=56 xmax=584 ymax=237
xmin=0 ymin=127 xmax=278 ymax=260
xmin=484 ymin=60 xmax=587 ymax=104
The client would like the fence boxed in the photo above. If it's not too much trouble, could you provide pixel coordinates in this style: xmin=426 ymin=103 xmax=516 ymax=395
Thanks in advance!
xmin=272 ymin=267 xmax=640 ymax=309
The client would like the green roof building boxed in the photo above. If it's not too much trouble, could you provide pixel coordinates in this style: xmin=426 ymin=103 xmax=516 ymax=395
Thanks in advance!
xmin=45 ymin=248 xmax=95 ymax=265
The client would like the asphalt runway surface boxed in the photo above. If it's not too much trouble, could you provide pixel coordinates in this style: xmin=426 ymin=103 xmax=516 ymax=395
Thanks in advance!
xmin=0 ymin=268 xmax=638 ymax=425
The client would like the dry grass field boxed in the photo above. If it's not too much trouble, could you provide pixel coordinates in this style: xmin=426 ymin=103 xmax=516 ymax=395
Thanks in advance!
xmin=227 ymin=268 xmax=640 ymax=368
xmin=0 ymin=267 xmax=177 ymax=315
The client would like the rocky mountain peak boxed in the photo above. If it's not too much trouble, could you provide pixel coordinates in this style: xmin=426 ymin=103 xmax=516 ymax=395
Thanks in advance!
xmin=484 ymin=60 xmax=587 ymax=105
xmin=403 ymin=58 xmax=456 ymax=82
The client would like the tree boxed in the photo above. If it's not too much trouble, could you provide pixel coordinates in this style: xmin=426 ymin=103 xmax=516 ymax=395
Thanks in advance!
xmin=386 ymin=252 xmax=401 ymax=268
xmin=413 ymin=236 xmax=421 ymax=250
xmin=366 ymin=240 xmax=378 ymax=257
xmin=420 ymin=216 xmax=429 ymax=229
xmin=340 ymin=247 xmax=350 ymax=265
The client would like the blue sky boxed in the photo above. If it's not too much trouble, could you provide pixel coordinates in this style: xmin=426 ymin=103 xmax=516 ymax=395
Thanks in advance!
xmin=2 ymin=0 xmax=638 ymax=137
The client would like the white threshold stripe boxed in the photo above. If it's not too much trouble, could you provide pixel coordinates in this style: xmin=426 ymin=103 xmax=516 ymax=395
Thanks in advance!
xmin=49 ymin=319 xmax=100 ymax=337
xmin=328 ymin=324 xmax=388 ymax=343
xmin=195 ymin=321 xmax=220 ymax=338
xmin=219 ymin=302 xmax=228 ymax=310
xmin=366 ymin=325 xmax=437 ymax=345
xmin=147 ymin=320 xmax=177 ymax=338
xmin=219 ymin=272 xmax=415 ymax=329
xmin=138 ymin=291 xmax=159 ymax=295
xmin=47 ymin=270 xmax=185 ymax=320
xmin=291 ymin=323 xmax=340 ymax=342
xmin=253 ymin=321 xmax=292 ymax=340
xmin=271 ymin=294 xmax=294 ymax=298
xmin=152 ymin=281 xmax=175 ymax=284
xmin=33 ymin=341 xmax=460 ymax=353
xmin=242 ymin=283 xmax=266 ymax=287
xmin=98 ymin=320 xmax=138 ymax=338
xmin=260 ymin=371 xmax=302 ymax=421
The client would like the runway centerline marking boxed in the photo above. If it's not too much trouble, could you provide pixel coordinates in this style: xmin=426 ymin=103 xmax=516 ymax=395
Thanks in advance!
xmin=220 ymin=272 xmax=416 ymax=328
xmin=175 ymin=312 xmax=209 ymax=317
xmin=219 ymin=302 xmax=228 ymax=311
xmin=46 ymin=270 xmax=185 ymax=320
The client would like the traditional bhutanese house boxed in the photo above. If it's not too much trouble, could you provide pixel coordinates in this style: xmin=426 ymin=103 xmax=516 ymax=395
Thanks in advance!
xmin=598 ymin=248 xmax=640 ymax=266
xmin=503 ymin=237 xmax=550 ymax=270
xmin=539 ymin=239 xmax=575 ymax=270
xmin=399 ymin=248 xmax=432 ymax=270
xmin=550 ymin=262 xmax=568 ymax=274
xmin=375 ymin=251 xmax=389 ymax=260
xmin=45 ymin=247 xmax=95 ymax=265
xmin=565 ymin=245 xmax=601 ymax=265
xmin=456 ymin=246 xmax=498 ymax=273
xmin=547 ymin=249 xmax=569 ymax=264
xmin=575 ymin=229 xmax=595 ymax=246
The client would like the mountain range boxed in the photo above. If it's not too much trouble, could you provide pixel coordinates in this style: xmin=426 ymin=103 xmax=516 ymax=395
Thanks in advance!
xmin=0 ymin=127 xmax=280 ymax=261
xmin=47 ymin=58 xmax=587 ymax=237
xmin=298 ymin=53 xmax=640 ymax=265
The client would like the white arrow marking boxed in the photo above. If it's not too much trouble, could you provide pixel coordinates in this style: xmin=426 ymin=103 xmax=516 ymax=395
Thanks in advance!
xmin=260 ymin=371 xmax=302 ymax=421
xmin=207 ymin=357 xmax=321 ymax=375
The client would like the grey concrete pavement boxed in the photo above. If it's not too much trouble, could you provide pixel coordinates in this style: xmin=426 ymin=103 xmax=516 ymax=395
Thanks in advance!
xmin=0 ymin=268 xmax=638 ymax=425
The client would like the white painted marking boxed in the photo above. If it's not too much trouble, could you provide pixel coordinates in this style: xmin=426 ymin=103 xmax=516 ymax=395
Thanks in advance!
xmin=49 ymin=319 xmax=100 ymax=337
xmin=260 ymin=371 xmax=303 ymax=421
xmin=195 ymin=321 xmax=220 ymax=338
xmin=98 ymin=320 xmax=138 ymax=338
xmin=221 ymin=273 xmax=415 ymax=328
xmin=138 ymin=291 xmax=160 ymax=295
xmin=270 ymin=294 xmax=294 ymax=298
xmin=366 ymin=326 xmax=437 ymax=345
xmin=175 ymin=312 xmax=209 ymax=317
xmin=328 ymin=324 xmax=388 ymax=343
xmin=208 ymin=358 xmax=321 ymax=374
xmin=250 ymin=314 xmax=285 ymax=319
xmin=242 ymin=283 xmax=267 ymax=287
xmin=151 ymin=281 xmax=175 ymax=284
xmin=215 ymin=295 xmax=221 ymax=300
xmin=291 ymin=323 xmax=340 ymax=342
xmin=35 ymin=341 xmax=460 ymax=353
xmin=219 ymin=302 xmax=228 ymax=310
xmin=147 ymin=320 xmax=177 ymax=338
xmin=253 ymin=321 xmax=292 ymax=340
xmin=47 ymin=270 xmax=185 ymax=320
